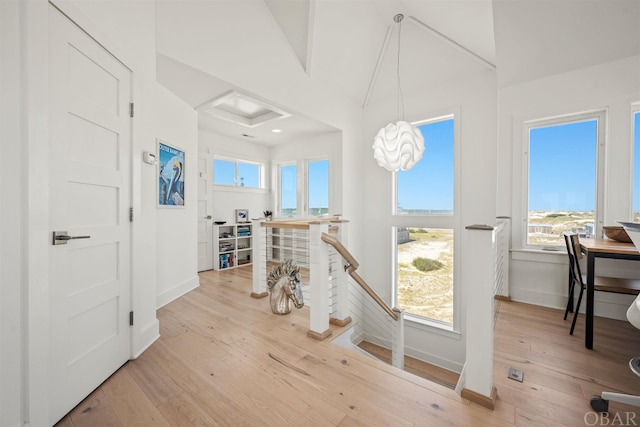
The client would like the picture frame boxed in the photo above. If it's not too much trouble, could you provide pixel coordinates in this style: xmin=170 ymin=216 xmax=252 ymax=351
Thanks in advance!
xmin=157 ymin=140 xmax=185 ymax=208
xmin=235 ymin=209 xmax=249 ymax=223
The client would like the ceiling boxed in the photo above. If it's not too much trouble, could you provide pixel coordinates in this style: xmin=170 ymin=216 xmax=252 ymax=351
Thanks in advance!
xmin=156 ymin=0 xmax=640 ymax=146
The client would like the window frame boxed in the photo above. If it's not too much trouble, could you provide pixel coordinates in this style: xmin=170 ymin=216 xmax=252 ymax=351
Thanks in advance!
xmin=277 ymin=161 xmax=298 ymax=217
xmin=391 ymin=111 xmax=461 ymax=332
xmin=521 ymin=110 xmax=606 ymax=250
xmin=213 ymin=156 xmax=265 ymax=189
xmin=632 ymin=105 xmax=640 ymax=222
xmin=305 ymin=157 xmax=330 ymax=217
xmin=393 ymin=114 xmax=456 ymax=217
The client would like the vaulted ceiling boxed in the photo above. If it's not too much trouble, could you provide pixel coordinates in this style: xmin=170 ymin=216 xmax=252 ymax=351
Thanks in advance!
xmin=156 ymin=0 xmax=640 ymax=145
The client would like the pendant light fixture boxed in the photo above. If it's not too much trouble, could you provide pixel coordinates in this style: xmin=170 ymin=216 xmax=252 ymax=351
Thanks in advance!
xmin=372 ymin=14 xmax=424 ymax=172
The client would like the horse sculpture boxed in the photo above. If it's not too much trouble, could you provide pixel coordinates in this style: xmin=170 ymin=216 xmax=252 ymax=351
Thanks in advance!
xmin=267 ymin=259 xmax=304 ymax=315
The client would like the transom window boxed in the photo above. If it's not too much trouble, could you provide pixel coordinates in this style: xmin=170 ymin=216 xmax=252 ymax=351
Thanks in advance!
xmin=213 ymin=158 xmax=263 ymax=188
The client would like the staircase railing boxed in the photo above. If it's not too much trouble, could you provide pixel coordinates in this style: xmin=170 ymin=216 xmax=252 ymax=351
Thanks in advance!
xmin=251 ymin=218 xmax=405 ymax=369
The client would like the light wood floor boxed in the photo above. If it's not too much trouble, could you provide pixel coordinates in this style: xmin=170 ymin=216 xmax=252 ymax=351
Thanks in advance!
xmin=56 ymin=267 xmax=640 ymax=426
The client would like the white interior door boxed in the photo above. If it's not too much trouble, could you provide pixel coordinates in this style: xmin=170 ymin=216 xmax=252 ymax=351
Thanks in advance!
xmin=48 ymin=7 xmax=132 ymax=424
xmin=198 ymin=151 xmax=214 ymax=271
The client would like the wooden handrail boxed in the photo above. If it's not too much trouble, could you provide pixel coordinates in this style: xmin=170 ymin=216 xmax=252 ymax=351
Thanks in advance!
xmin=321 ymin=232 xmax=398 ymax=321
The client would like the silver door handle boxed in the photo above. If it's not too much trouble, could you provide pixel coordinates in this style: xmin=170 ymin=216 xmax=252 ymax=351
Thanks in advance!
xmin=52 ymin=231 xmax=91 ymax=245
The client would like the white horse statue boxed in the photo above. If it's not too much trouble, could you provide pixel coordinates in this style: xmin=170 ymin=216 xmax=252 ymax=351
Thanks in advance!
xmin=267 ymin=260 xmax=304 ymax=315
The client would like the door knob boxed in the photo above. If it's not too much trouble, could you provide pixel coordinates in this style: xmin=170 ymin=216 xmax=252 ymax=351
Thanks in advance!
xmin=52 ymin=231 xmax=91 ymax=245
xmin=205 ymin=215 xmax=212 ymax=220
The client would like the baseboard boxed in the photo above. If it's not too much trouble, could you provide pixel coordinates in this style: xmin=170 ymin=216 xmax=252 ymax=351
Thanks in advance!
xmin=510 ymin=287 xmax=635 ymax=321
xmin=362 ymin=332 xmax=463 ymax=373
xmin=156 ymin=275 xmax=200 ymax=309
xmin=132 ymin=318 xmax=159 ymax=359
xmin=461 ymin=386 xmax=497 ymax=410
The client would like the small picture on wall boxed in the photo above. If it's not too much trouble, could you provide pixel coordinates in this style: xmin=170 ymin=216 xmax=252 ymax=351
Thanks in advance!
xmin=158 ymin=140 xmax=185 ymax=207
xmin=236 ymin=209 xmax=249 ymax=223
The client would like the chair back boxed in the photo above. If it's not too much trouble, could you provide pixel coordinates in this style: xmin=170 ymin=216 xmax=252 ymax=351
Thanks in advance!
xmin=563 ymin=232 xmax=584 ymax=285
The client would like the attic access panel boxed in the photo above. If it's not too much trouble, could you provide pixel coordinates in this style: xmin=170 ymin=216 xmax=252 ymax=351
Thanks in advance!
xmin=197 ymin=90 xmax=291 ymax=128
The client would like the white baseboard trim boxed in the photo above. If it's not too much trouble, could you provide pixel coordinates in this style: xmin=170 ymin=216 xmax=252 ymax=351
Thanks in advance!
xmin=132 ymin=318 xmax=160 ymax=359
xmin=510 ymin=287 xmax=635 ymax=321
xmin=156 ymin=275 xmax=200 ymax=309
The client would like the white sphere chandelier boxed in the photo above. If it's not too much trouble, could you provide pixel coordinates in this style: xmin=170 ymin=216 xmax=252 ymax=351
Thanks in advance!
xmin=372 ymin=14 xmax=424 ymax=172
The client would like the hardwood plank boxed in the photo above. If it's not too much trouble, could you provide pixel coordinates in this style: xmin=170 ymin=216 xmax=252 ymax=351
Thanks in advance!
xmin=100 ymin=367 xmax=171 ymax=427
xmin=55 ymin=269 xmax=640 ymax=426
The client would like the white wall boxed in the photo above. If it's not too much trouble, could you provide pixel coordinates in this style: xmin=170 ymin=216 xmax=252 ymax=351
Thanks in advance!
xmin=155 ymin=86 xmax=199 ymax=308
xmin=199 ymin=130 xmax=271 ymax=223
xmin=498 ymin=55 xmax=640 ymax=319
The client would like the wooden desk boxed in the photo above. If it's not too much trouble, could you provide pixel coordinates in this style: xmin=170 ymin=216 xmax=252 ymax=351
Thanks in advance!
xmin=579 ymin=238 xmax=640 ymax=349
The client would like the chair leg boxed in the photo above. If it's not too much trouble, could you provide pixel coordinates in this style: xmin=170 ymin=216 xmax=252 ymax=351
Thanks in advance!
xmin=570 ymin=284 xmax=585 ymax=335
xmin=564 ymin=277 xmax=575 ymax=320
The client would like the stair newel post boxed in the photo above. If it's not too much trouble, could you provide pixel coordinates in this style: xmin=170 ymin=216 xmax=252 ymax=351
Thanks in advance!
xmin=391 ymin=307 xmax=405 ymax=370
xmin=330 ymin=220 xmax=352 ymax=327
xmin=308 ymin=222 xmax=332 ymax=340
xmin=251 ymin=219 xmax=268 ymax=299
xmin=460 ymin=224 xmax=497 ymax=409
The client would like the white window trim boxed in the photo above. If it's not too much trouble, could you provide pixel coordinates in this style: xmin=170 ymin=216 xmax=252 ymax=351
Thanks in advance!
xmin=391 ymin=111 xmax=461 ymax=332
xmin=631 ymin=104 xmax=640 ymax=220
xmin=521 ymin=110 xmax=606 ymax=250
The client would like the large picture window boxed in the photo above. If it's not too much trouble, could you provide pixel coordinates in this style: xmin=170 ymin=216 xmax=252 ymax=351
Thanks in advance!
xmin=393 ymin=114 xmax=458 ymax=328
xmin=524 ymin=111 xmax=605 ymax=247
xmin=396 ymin=118 xmax=454 ymax=215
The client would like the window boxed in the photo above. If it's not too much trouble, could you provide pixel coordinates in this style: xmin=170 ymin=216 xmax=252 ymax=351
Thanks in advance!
xmin=393 ymin=115 xmax=458 ymax=328
xmin=396 ymin=118 xmax=454 ymax=215
xmin=213 ymin=158 xmax=263 ymax=188
xmin=633 ymin=110 xmax=640 ymax=222
xmin=307 ymin=159 xmax=329 ymax=216
xmin=524 ymin=111 xmax=605 ymax=247
xmin=279 ymin=163 xmax=297 ymax=216
xmin=396 ymin=227 xmax=454 ymax=324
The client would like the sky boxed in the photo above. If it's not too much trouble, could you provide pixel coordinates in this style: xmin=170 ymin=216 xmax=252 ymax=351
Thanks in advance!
xmin=528 ymin=119 xmax=597 ymax=211
xmin=214 ymin=113 xmax=639 ymax=214
xmin=397 ymin=119 xmax=454 ymax=212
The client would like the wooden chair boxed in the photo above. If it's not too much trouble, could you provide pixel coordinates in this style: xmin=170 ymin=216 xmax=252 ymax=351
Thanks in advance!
xmin=563 ymin=232 xmax=640 ymax=335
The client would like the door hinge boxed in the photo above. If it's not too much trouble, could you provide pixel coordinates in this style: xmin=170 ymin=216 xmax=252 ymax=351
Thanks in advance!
xmin=129 ymin=102 xmax=134 ymax=118
xmin=129 ymin=311 xmax=134 ymax=326
xmin=129 ymin=207 xmax=133 ymax=222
